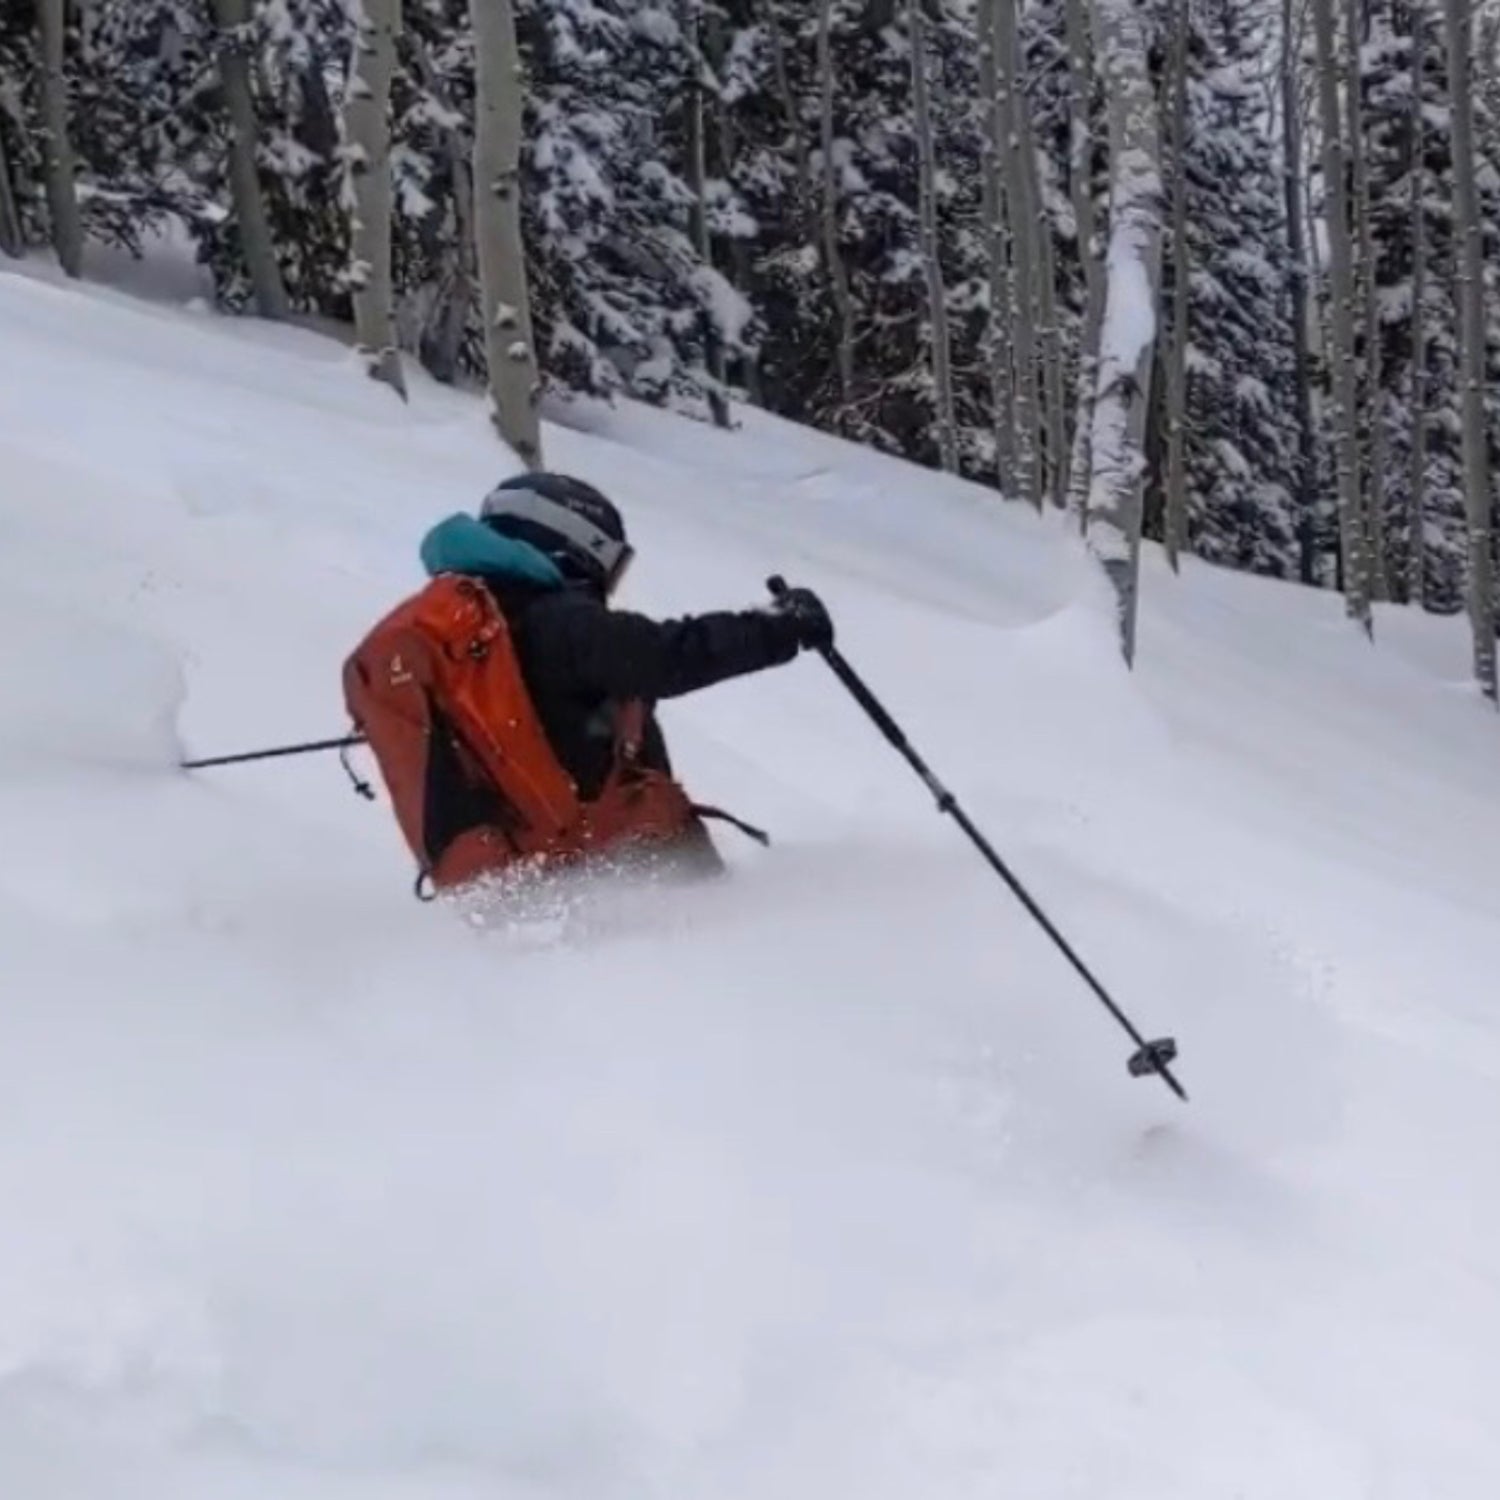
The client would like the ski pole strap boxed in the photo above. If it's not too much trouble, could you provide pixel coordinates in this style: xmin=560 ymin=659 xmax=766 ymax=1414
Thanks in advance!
xmin=340 ymin=737 xmax=375 ymax=800
xmin=692 ymin=803 xmax=771 ymax=847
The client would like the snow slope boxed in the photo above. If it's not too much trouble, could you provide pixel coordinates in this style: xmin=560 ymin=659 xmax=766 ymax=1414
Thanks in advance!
xmin=2 ymin=257 xmax=1499 ymax=1499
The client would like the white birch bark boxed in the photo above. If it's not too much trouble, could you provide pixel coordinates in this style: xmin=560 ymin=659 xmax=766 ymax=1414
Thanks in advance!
xmin=1085 ymin=0 xmax=1164 ymax=667
xmin=1067 ymin=276 xmax=1107 ymax=531
xmin=211 ymin=0 xmax=289 ymax=319
xmin=343 ymin=0 xmax=406 ymax=398
xmin=471 ymin=0 xmax=543 ymax=465
xmin=1311 ymin=0 xmax=1373 ymax=632
xmin=977 ymin=0 xmax=1017 ymax=492
xmin=1441 ymin=0 xmax=1497 ymax=697
xmin=818 ymin=0 xmax=856 ymax=406
xmin=909 ymin=0 xmax=958 ymax=472
xmin=37 ymin=0 xmax=83 ymax=277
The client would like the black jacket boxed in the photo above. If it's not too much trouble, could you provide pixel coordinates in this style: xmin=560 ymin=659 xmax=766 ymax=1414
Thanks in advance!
xmin=488 ymin=580 xmax=801 ymax=800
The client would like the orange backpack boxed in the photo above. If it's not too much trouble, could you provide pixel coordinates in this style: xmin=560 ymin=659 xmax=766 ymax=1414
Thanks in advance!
xmin=342 ymin=574 xmax=700 ymax=892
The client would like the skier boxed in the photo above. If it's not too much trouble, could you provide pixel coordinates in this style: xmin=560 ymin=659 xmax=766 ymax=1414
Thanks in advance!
xmin=343 ymin=472 xmax=833 ymax=892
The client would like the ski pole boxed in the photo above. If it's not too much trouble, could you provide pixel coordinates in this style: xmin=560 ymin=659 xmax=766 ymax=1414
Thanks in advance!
xmin=768 ymin=576 xmax=1186 ymax=1102
xmin=180 ymin=733 xmax=375 ymax=799
xmin=180 ymin=734 xmax=366 ymax=770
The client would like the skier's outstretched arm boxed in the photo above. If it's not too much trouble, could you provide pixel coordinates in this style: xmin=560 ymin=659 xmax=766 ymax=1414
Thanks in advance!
xmin=535 ymin=588 xmax=831 ymax=702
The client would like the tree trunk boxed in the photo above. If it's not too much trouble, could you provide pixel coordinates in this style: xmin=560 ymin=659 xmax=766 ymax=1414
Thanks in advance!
xmin=37 ymin=0 xmax=83 ymax=277
xmin=0 ymin=117 xmax=22 ymax=258
xmin=211 ymin=0 xmax=288 ymax=319
xmin=978 ymin=0 xmax=1017 ymax=493
xmin=764 ymin=0 xmax=814 ymax=238
xmin=706 ymin=3 xmax=762 ymax=406
xmin=408 ymin=30 xmax=476 ymax=386
xmin=299 ymin=39 xmax=341 ymax=160
xmin=471 ymin=0 xmax=543 ymax=466
xmin=1064 ymin=0 xmax=1101 ymax=519
xmin=1343 ymin=0 xmax=1389 ymax=599
xmin=817 ymin=0 xmax=857 ymax=407
xmin=1479 ymin=10 xmax=1500 ymax=124
xmin=1163 ymin=0 xmax=1190 ymax=569
xmin=996 ymin=0 xmax=1041 ymax=508
xmin=1086 ymin=0 xmax=1165 ymax=666
xmin=1068 ymin=279 xmax=1107 ymax=532
xmin=427 ymin=192 xmax=476 ymax=384
xmin=1407 ymin=5 xmax=1427 ymax=607
xmin=1282 ymin=0 xmax=1321 ymax=585
xmin=1311 ymin=0 xmax=1372 ymax=633
xmin=909 ymin=0 xmax=958 ymax=472
xmin=1441 ymin=0 xmax=1497 ymax=697
xmin=1028 ymin=125 xmax=1068 ymax=507
xmin=1303 ymin=140 xmax=1336 ymax=586
xmin=684 ymin=0 xmax=731 ymax=428
xmin=344 ymin=0 xmax=406 ymax=398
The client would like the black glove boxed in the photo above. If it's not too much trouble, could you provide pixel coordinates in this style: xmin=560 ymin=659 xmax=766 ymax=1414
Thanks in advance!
xmin=772 ymin=586 xmax=834 ymax=653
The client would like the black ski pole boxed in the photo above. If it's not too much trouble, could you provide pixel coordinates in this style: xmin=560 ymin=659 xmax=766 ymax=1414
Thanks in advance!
xmin=769 ymin=576 xmax=1186 ymax=1102
xmin=180 ymin=734 xmax=366 ymax=770
xmin=180 ymin=734 xmax=375 ymax=799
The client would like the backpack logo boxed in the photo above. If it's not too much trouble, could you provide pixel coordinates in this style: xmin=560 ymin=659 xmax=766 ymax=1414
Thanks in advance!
xmin=389 ymin=653 xmax=413 ymax=686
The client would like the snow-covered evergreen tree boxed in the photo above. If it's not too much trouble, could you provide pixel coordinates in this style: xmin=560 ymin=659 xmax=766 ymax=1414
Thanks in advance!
xmin=1022 ymin=0 xmax=1102 ymax=498
xmin=0 ymin=8 xmax=43 ymax=252
xmin=1176 ymin=0 xmax=1301 ymax=577
xmin=388 ymin=0 xmax=478 ymax=380
xmin=712 ymin=1 xmax=989 ymax=469
xmin=697 ymin=2 xmax=829 ymax=424
xmin=391 ymin=0 xmax=756 ymax=415
xmin=73 ymin=3 xmax=223 ymax=252
xmin=75 ymin=0 xmax=347 ymax=314
xmin=6 ymin=0 xmax=1483 ymax=630
xmin=1361 ymin=0 xmax=1500 ymax=614
xmin=513 ymin=0 xmax=753 ymax=415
